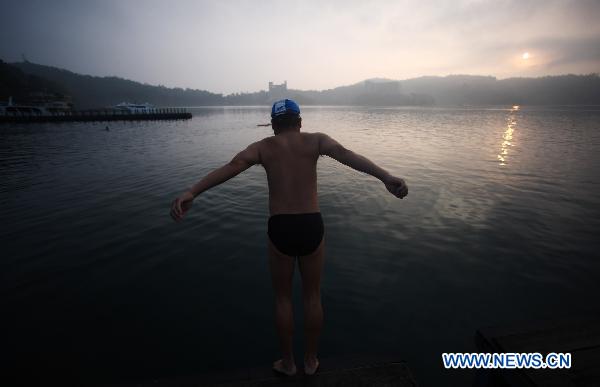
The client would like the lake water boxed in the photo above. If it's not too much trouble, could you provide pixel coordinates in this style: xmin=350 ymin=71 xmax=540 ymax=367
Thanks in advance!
xmin=2 ymin=106 xmax=600 ymax=385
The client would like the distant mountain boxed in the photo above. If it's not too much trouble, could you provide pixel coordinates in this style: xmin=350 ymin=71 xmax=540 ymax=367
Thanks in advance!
xmin=5 ymin=60 xmax=600 ymax=108
xmin=11 ymin=61 xmax=223 ymax=109
xmin=400 ymin=74 xmax=600 ymax=105
xmin=291 ymin=74 xmax=600 ymax=106
xmin=0 ymin=59 xmax=67 ymax=103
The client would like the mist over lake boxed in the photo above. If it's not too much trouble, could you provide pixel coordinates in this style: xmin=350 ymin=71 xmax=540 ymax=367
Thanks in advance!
xmin=3 ymin=106 xmax=600 ymax=385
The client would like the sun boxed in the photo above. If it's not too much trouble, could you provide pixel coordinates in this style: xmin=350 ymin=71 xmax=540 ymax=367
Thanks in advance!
xmin=522 ymin=52 xmax=530 ymax=60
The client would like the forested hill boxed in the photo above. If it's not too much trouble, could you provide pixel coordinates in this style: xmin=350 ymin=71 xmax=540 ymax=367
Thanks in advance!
xmin=0 ymin=60 xmax=66 ymax=102
xmin=4 ymin=60 xmax=600 ymax=108
xmin=10 ymin=60 xmax=223 ymax=108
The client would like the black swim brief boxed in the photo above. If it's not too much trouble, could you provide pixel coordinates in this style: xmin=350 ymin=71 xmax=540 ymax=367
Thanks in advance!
xmin=267 ymin=212 xmax=324 ymax=257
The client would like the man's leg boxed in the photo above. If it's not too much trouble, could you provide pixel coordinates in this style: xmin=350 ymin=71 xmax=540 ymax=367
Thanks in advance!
xmin=298 ymin=239 xmax=324 ymax=375
xmin=268 ymin=240 xmax=297 ymax=375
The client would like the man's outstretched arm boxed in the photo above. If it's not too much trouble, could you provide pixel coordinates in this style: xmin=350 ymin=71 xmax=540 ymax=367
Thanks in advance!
xmin=170 ymin=142 xmax=261 ymax=221
xmin=317 ymin=133 xmax=408 ymax=199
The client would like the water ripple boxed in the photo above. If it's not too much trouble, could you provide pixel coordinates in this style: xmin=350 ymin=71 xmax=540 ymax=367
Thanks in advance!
xmin=2 ymin=107 xmax=600 ymax=385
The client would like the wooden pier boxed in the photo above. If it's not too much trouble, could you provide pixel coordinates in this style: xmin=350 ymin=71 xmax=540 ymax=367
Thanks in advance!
xmin=0 ymin=108 xmax=192 ymax=123
xmin=475 ymin=316 xmax=600 ymax=387
xmin=106 ymin=356 xmax=418 ymax=387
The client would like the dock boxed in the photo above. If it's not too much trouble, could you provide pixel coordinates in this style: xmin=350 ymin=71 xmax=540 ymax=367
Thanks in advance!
xmin=0 ymin=108 xmax=192 ymax=123
xmin=475 ymin=316 xmax=600 ymax=386
xmin=106 ymin=356 xmax=418 ymax=387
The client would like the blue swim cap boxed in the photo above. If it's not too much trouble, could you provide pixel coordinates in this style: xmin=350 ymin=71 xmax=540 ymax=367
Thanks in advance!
xmin=271 ymin=99 xmax=301 ymax=118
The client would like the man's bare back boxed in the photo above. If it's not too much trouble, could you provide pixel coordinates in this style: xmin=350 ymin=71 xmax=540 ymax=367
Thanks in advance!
xmin=255 ymin=132 xmax=319 ymax=214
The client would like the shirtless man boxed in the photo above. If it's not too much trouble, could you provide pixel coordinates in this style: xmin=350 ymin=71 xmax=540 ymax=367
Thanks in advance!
xmin=170 ymin=99 xmax=408 ymax=376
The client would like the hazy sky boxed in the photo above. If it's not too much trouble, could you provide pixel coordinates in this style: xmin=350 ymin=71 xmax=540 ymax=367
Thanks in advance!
xmin=1 ymin=0 xmax=599 ymax=94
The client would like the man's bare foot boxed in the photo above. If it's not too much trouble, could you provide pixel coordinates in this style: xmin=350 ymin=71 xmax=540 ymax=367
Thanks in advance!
xmin=304 ymin=357 xmax=319 ymax=375
xmin=272 ymin=359 xmax=297 ymax=376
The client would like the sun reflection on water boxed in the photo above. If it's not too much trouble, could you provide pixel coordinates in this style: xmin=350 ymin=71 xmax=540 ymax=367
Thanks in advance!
xmin=498 ymin=106 xmax=518 ymax=166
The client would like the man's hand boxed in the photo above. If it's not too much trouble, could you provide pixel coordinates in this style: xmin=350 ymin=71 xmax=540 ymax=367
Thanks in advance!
xmin=384 ymin=175 xmax=408 ymax=199
xmin=170 ymin=191 xmax=194 ymax=222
